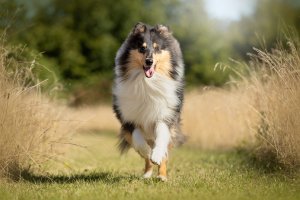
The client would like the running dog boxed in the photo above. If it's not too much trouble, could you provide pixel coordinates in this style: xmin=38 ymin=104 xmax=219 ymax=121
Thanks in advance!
xmin=113 ymin=22 xmax=185 ymax=181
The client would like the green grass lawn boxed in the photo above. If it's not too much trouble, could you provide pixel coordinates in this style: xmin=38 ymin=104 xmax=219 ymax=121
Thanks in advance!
xmin=0 ymin=130 xmax=299 ymax=200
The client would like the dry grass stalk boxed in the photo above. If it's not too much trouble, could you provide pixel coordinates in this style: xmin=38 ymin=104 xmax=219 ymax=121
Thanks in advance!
xmin=184 ymin=36 xmax=300 ymax=169
xmin=247 ymin=39 xmax=300 ymax=169
xmin=0 ymin=43 xmax=72 ymax=180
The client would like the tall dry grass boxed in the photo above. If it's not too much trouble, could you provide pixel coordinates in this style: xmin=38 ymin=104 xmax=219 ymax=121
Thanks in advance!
xmin=182 ymin=88 xmax=258 ymax=149
xmin=183 ymin=35 xmax=300 ymax=169
xmin=0 ymin=43 xmax=72 ymax=180
xmin=245 ymin=39 xmax=300 ymax=169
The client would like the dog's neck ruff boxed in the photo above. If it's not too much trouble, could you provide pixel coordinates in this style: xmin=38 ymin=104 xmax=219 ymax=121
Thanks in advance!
xmin=114 ymin=69 xmax=180 ymax=132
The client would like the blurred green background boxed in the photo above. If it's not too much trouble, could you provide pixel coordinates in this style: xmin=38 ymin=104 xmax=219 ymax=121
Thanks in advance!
xmin=1 ymin=0 xmax=299 ymax=105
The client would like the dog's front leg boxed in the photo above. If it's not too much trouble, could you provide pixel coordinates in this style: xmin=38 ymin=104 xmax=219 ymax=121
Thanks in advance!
xmin=151 ymin=122 xmax=170 ymax=165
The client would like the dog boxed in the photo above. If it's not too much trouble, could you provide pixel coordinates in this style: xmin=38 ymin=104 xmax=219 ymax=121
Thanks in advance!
xmin=112 ymin=22 xmax=185 ymax=181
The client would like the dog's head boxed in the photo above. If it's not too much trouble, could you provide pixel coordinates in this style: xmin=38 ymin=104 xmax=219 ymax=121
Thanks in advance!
xmin=125 ymin=22 xmax=174 ymax=79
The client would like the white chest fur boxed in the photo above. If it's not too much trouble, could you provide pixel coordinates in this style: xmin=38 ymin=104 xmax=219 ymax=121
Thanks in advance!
xmin=114 ymin=70 xmax=179 ymax=133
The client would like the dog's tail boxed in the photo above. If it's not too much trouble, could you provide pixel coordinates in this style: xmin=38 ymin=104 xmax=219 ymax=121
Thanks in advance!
xmin=175 ymin=131 xmax=187 ymax=146
xmin=117 ymin=123 xmax=134 ymax=154
xmin=118 ymin=134 xmax=131 ymax=154
xmin=171 ymin=120 xmax=187 ymax=147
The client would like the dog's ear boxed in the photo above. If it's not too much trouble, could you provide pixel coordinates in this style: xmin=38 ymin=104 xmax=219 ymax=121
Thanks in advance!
xmin=155 ymin=24 xmax=172 ymax=37
xmin=132 ymin=22 xmax=146 ymax=35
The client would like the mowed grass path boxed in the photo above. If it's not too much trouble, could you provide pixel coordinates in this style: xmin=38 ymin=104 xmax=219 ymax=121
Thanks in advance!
xmin=0 ymin=131 xmax=299 ymax=200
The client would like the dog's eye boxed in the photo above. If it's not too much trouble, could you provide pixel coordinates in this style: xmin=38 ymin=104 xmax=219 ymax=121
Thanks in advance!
xmin=139 ymin=46 xmax=146 ymax=53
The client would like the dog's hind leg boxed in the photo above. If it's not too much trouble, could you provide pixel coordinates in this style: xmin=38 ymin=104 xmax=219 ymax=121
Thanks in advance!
xmin=143 ymin=158 xmax=153 ymax=178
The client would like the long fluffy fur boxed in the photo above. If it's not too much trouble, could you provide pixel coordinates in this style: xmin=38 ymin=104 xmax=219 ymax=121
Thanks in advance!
xmin=113 ymin=22 xmax=185 ymax=154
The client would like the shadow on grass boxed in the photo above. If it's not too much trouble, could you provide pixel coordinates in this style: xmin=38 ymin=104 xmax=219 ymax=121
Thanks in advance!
xmin=20 ymin=170 xmax=135 ymax=184
xmin=235 ymin=147 xmax=299 ymax=176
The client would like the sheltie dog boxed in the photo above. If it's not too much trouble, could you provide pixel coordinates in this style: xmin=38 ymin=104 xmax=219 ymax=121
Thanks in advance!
xmin=112 ymin=22 xmax=185 ymax=181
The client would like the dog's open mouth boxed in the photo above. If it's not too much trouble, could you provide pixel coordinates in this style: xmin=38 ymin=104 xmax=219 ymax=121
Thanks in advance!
xmin=143 ymin=65 xmax=155 ymax=78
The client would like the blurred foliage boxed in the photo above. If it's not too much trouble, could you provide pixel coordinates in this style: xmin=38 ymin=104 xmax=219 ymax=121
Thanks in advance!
xmin=0 ymin=0 xmax=299 ymax=104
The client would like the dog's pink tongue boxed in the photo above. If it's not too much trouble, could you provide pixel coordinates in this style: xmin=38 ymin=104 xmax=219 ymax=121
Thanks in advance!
xmin=144 ymin=67 xmax=154 ymax=78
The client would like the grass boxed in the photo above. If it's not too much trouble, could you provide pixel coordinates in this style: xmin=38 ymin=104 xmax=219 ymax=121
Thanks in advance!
xmin=247 ymin=40 xmax=300 ymax=168
xmin=0 ymin=41 xmax=73 ymax=179
xmin=0 ymin=130 xmax=299 ymax=200
xmin=182 ymin=88 xmax=258 ymax=149
xmin=183 ymin=36 xmax=300 ymax=168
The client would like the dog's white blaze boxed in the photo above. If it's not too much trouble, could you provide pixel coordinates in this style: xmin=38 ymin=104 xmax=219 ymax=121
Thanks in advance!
xmin=132 ymin=128 xmax=151 ymax=158
xmin=151 ymin=122 xmax=170 ymax=164
xmin=114 ymin=69 xmax=180 ymax=132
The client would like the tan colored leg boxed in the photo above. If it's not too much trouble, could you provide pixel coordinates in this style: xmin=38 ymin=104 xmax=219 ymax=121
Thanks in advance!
xmin=157 ymin=158 xmax=168 ymax=181
xmin=145 ymin=158 xmax=153 ymax=173
xmin=143 ymin=158 xmax=153 ymax=178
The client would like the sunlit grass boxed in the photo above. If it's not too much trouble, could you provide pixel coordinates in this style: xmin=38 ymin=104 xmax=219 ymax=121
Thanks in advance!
xmin=0 ymin=131 xmax=298 ymax=200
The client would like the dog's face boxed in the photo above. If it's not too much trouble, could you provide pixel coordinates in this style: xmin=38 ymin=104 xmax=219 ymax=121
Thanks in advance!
xmin=126 ymin=22 xmax=173 ymax=78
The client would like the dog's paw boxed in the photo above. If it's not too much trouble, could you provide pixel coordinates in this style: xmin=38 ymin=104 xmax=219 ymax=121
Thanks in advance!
xmin=142 ymin=170 xmax=153 ymax=179
xmin=157 ymin=175 xmax=168 ymax=182
xmin=150 ymin=147 xmax=167 ymax=165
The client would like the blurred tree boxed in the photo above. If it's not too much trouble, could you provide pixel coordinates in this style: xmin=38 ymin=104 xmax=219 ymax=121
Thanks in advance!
xmin=169 ymin=0 xmax=232 ymax=85
xmin=228 ymin=0 xmax=300 ymax=60
xmin=1 ymin=0 xmax=299 ymax=104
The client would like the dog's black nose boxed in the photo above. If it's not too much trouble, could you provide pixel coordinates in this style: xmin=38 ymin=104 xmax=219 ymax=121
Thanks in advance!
xmin=145 ymin=58 xmax=153 ymax=66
